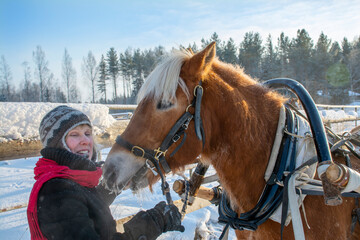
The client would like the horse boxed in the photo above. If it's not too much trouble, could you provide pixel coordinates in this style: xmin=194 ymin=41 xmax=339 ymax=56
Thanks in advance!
xmin=102 ymin=42 xmax=360 ymax=239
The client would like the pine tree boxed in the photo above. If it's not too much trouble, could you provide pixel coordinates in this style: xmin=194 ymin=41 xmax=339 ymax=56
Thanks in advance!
xmin=342 ymin=37 xmax=352 ymax=63
xmin=106 ymin=48 xmax=120 ymax=103
xmin=97 ymin=55 xmax=108 ymax=103
xmin=348 ymin=37 xmax=360 ymax=94
xmin=201 ymin=32 xmax=224 ymax=60
xmin=238 ymin=32 xmax=264 ymax=78
xmin=276 ymin=32 xmax=291 ymax=77
xmin=187 ymin=42 xmax=199 ymax=53
xmin=119 ymin=48 xmax=134 ymax=104
xmin=131 ymin=48 xmax=144 ymax=99
xmin=288 ymin=29 xmax=313 ymax=90
xmin=154 ymin=46 xmax=166 ymax=60
xmin=54 ymin=86 xmax=67 ymax=103
xmin=222 ymin=38 xmax=238 ymax=64
xmin=261 ymin=34 xmax=279 ymax=80
xmin=142 ymin=49 xmax=156 ymax=78
xmin=329 ymin=41 xmax=342 ymax=63
xmin=313 ymin=32 xmax=332 ymax=95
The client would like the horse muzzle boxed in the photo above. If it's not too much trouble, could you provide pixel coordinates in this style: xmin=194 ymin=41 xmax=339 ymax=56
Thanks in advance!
xmin=103 ymin=151 xmax=149 ymax=193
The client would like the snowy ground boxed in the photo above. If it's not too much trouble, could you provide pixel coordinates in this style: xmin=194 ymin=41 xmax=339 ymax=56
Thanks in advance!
xmin=1 ymin=102 xmax=360 ymax=239
xmin=0 ymin=148 xmax=232 ymax=240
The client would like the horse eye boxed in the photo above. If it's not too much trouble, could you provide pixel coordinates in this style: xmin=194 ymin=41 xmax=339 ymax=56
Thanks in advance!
xmin=157 ymin=101 xmax=174 ymax=110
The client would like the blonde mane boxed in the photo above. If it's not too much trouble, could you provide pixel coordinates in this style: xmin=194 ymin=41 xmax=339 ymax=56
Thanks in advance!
xmin=137 ymin=48 xmax=193 ymax=104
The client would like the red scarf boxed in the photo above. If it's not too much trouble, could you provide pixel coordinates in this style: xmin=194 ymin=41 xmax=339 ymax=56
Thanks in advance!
xmin=27 ymin=158 xmax=102 ymax=240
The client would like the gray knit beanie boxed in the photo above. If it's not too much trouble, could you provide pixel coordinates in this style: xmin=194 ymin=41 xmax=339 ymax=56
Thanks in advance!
xmin=39 ymin=105 xmax=95 ymax=159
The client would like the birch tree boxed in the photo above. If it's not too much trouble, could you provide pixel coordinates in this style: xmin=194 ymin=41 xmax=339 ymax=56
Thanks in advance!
xmin=33 ymin=46 xmax=51 ymax=102
xmin=0 ymin=55 xmax=12 ymax=101
xmin=62 ymin=48 xmax=78 ymax=102
xmin=82 ymin=51 xmax=98 ymax=103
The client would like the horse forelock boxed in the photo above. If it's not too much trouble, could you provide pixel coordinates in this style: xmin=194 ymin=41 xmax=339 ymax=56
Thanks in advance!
xmin=137 ymin=49 xmax=193 ymax=104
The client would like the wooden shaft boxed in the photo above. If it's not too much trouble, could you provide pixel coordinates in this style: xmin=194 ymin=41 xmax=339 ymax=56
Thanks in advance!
xmin=196 ymin=186 xmax=216 ymax=201
xmin=325 ymin=163 xmax=349 ymax=188
xmin=189 ymin=164 xmax=209 ymax=197
xmin=173 ymin=179 xmax=185 ymax=194
xmin=173 ymin=179 xmax=216 ymax=201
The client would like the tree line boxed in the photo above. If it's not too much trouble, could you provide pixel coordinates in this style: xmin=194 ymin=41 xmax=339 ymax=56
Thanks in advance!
xmin=1 ymin=29 xmax=359 ymax=104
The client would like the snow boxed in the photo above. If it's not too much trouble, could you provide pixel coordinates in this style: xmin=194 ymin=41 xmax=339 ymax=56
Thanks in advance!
xmin=0 ymin=102 xmax=116 ymax=143
xmin=0 ymin=102 xmax=234 ymax=239
xmin=1 ymin=102 xmax=360 ymax=239
xmin=0 ymin=150 xmax=232 ymax=240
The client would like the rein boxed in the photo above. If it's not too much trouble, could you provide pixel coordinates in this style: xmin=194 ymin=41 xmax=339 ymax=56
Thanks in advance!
xmin=115 ymin=81 xmax=205 ymax=204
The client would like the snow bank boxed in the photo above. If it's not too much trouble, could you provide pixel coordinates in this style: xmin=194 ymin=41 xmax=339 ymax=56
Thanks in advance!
xmin=0 ymin=102 xmax=116 ymax=143
xmin=1 ymin=102 xmax=359 ymax=144
xmin=320 ymin=109 xmax=358 ymax=120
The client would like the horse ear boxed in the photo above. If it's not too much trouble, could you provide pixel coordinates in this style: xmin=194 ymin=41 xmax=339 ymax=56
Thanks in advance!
xmin=187 ymin=41 xmax=216 ymax=76
xmin=187 ymin=47 xmax=194 ymax=55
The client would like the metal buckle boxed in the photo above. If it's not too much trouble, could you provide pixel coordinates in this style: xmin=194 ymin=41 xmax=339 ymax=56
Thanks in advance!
xmin=154 ymin=147 xmax=167 ymax=160
xmin=146 ymin=159 xmax=158 ymax=176
xmin=131 ymin=146 xmax=145 ymax=158
xmin=194 ymin=85 xmax=203 ymax=96
xmin=186 ymin=104 xmax=193 ymax=112
xmin=172 ymin=134 xmax=181 ymax=142
xmin=182 ymin=117 xmax=192 ymax=129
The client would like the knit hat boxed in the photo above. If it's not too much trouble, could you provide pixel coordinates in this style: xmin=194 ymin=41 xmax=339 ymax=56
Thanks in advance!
xmin=39 ymin=105 xmax=95 ymax=160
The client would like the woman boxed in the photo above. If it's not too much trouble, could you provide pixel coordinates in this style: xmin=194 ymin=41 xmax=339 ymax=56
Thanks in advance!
xmin=27 ymin=105 xmax=184 ymax=240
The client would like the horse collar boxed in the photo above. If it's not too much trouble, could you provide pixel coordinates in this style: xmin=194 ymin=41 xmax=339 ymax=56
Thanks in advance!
xmin=218 ymin=106 xmax=299 ymax=232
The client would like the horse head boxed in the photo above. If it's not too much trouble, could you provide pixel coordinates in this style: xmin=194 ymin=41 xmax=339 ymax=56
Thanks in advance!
xmin=103 ymin=42 xmax=217 ymax=193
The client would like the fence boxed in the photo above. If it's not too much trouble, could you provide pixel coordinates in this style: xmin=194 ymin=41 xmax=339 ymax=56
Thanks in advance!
xmin=316 ymin=104 xmax=360 ymax=133
xmin=107 ymin=103 xmax=360 ymax=128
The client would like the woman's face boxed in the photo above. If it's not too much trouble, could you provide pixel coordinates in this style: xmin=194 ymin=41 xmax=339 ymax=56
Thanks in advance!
xmin=65 ymin=124 xmax=94 ymax=160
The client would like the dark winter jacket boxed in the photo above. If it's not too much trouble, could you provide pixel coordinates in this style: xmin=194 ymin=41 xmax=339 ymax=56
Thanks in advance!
xmin=35 ymin=148 xmax=167 ymax=240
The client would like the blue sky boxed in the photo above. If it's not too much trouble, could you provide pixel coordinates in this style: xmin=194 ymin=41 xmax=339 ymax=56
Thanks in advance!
xmin=1 ymin=0 xmax=360 ymax=101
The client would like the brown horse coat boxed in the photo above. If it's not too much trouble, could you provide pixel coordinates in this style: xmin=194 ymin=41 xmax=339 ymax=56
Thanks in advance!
xmin=103 ymin=42 xmax=360 ymax=239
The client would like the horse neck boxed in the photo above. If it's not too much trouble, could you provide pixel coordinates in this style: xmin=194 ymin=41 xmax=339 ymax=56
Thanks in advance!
xmin=202 ymin=68 xmax=285 ymax=211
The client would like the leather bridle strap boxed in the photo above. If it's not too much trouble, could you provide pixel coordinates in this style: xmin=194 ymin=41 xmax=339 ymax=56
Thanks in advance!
xmin=114 ymin=81 xmax=205 ymax=204
xmin=115 ymin=81 xmax=205 ymax=173
xmin=115 ymin=110 xmax=194 ymax=173
xmin=116 ymin=135 xmax=173 ymax=203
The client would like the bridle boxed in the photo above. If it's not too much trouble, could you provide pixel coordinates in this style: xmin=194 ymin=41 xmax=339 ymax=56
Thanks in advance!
xmin=115 ymin=81 xmax=205 ymax=204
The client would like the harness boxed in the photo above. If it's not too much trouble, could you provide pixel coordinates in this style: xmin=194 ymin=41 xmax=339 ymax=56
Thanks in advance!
xmin=115 ymin=77 xmax=360 ymax=238
xmin=218 ymin=106 xmax=299 ymax=235
xmin=115 ymin=81 xmax=205 ymax=204
xmin=217 ymin=78 xmax=360 ymax=239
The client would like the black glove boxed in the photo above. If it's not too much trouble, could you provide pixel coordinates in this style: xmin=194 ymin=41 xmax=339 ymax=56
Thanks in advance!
xmin=122 ymin=201 xmax=184 ymax=240
xmin=149 ymin=201 xmax=185 ymax=233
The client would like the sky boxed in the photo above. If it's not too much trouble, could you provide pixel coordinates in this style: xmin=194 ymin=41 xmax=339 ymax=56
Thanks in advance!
xmin=1 ymin=0 xmax=360 ymax=101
